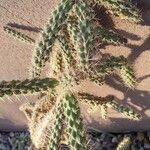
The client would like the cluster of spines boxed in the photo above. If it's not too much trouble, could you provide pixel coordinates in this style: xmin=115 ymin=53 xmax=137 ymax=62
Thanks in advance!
xmin=0 ymin=78 xmax=58 ymax=97
xmin=101 ymin=103 xmax=108 ymax=120
xmin=105 ymin=100 xmax=141 ymax=120
xmin=48 ymin=100 xmax=64 ymax=150
xmin=116 ymin=135 xmax=131 ymax=150
xmin=31 ymin=0 xmax=74 ymax=77
xmin=97 ymin=56 xmax=136 ymax=88
xmin=3 ymin=26 xmax=35 ymax=44
xmin=63 ymin=92 xmax=87 ymax=150
xmin=75 ymin=0 xmax=94 ymax=71
xmin=93 ymin=0 xmax=141 ymax=23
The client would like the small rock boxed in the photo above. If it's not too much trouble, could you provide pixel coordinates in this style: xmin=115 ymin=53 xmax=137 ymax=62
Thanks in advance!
xmin=100 ymin=133 xmax=106 ymax=141
xmin=9 ymin=132 xmax=14 ymax=137
xmin=112 ymin=137 xmax=118 ymax=143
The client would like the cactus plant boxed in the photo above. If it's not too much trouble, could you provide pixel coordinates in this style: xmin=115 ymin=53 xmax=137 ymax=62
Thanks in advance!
xmin=1 ymin=0 xmax=142 ymax=149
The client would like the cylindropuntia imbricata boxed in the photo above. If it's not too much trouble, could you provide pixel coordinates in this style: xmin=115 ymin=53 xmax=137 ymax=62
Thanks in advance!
xmin=1 ymin=0 xmax=142 ymax=149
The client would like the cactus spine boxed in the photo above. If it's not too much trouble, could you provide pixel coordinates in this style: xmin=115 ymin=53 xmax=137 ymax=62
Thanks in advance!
xmin=3 ymin=26 xmax=35 ymax=44
xmin=31 ymin=0 xmax=74 ymax=77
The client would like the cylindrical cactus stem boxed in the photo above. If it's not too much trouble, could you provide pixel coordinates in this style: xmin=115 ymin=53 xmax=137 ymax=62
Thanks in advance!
xmin=0 ymin=78 xmax=59 ymax=97
xmin=116 ymin=135 xmax=131 ymax=150
xmin=63 ymin=92 xmax=87 ymax=150
xmin=3 ymin=26 xmax=35 ymax=44
xmin=97 ymin=56 xmax=136 ymax=88
xmin=75 ymin=0 xmax=94 ymax=71
xmin=48 ymin=100 xmax=64 ymax=150
xmin=96 ymin=27 xmax=127 ymax=45
xmin=105 ymin=100 xmax=141 ymax=120
xmin=58 ymin=35 xmax=73 ymax=72
xmin=78 ymin=92 xmax=114 ymax=106
xmin=31 ymin=0 xmax=74 ymax=78
xmin=93 ymin=0 xmax=141 ymax=23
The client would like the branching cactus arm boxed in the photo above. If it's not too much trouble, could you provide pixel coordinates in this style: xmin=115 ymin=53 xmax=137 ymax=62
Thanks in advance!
xmin=0 ymin=78 xmax=59 ymax=98
xmin=31 ymin=0 xmax=74 ymax=77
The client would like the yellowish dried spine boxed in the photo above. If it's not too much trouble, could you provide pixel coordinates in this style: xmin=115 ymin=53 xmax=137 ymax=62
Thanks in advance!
xmin=101 ymin=103 xmax=108 ymax=120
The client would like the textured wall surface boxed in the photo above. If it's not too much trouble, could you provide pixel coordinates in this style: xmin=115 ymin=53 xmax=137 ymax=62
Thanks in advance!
xmin=0 ymin=0 xmax=150 ymax=132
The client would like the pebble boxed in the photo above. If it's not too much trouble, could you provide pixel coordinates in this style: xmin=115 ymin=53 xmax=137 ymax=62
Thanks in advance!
xmin=144 ymin=142 xmax=150 ymax=149
xmin=112 ymin=137 xmax=118 ymax=143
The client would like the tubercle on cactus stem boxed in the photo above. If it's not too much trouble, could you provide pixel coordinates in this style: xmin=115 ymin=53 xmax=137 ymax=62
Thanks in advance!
xmin=75 ymin=0 xmax=94 ymax=71
xmin=3 ymin=26 xmax=35 ymax=44
xmin=31 ymin=0 xmax=74 ymax=78
xmin=63 ymin=92 xmax=87 ymax=150
xmin=92 ymin=0 xmax=141 ymax=23
xmin=0 ymin=78 xmax=59 ymax=98
xmin=105 ymin=100 xmax=141 ymax=120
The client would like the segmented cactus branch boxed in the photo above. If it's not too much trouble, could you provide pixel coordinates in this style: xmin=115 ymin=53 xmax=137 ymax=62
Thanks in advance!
xmin=0 ymin=78 xmax=58 ymax=97
xmin=97 ymin=56 xmax=136 ymax=88
xmin=4 ymin=26 xmax=35 ymax=44
xmin=48 ymin=100 xmax=64 ymax=150
xmin=75 ymin=0 xmax=94 ymax=70
xmin=93 ymin=0 xmax=141 ymax=23
xmin=31 ymin=0 xmax=74 ymax=77
xmin=96 ymin=27 xmax=127 ymax=45
xmin=105 ymin=100 xmax=141 ymax=120
xmin=63 ymin=92 xmax=87 ymax=150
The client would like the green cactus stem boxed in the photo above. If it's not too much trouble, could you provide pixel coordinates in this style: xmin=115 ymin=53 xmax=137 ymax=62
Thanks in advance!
xmin=97 ymin=56 xmax=136 ymax=88
xmin=63 ymin=92 xmax=87 ymax=150
xmin=116 ymin=135 xmax=131 ymax=150
xmin=105 ymin=100 xmax=141 ymax=120
xmin=3 ymin=26 xmax=35 ymax=44
xmin=76 ymin=0 xmax=94 ymax=70
xmin=93 ymin=0 xmax=141 ymax=23
xmin=31 ymin=0 xmax=74 ymax=77
xmin=0 ymin=78 xmax=58 ymax=97
xmin=97 ymin=27 xmax=127 ymax=45
xmin=48 ymin=100 xmax=64 ymax=150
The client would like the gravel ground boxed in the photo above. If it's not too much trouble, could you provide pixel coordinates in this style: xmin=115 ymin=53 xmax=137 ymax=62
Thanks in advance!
xmin=0 ymin=130 xmax=150 ymax=150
